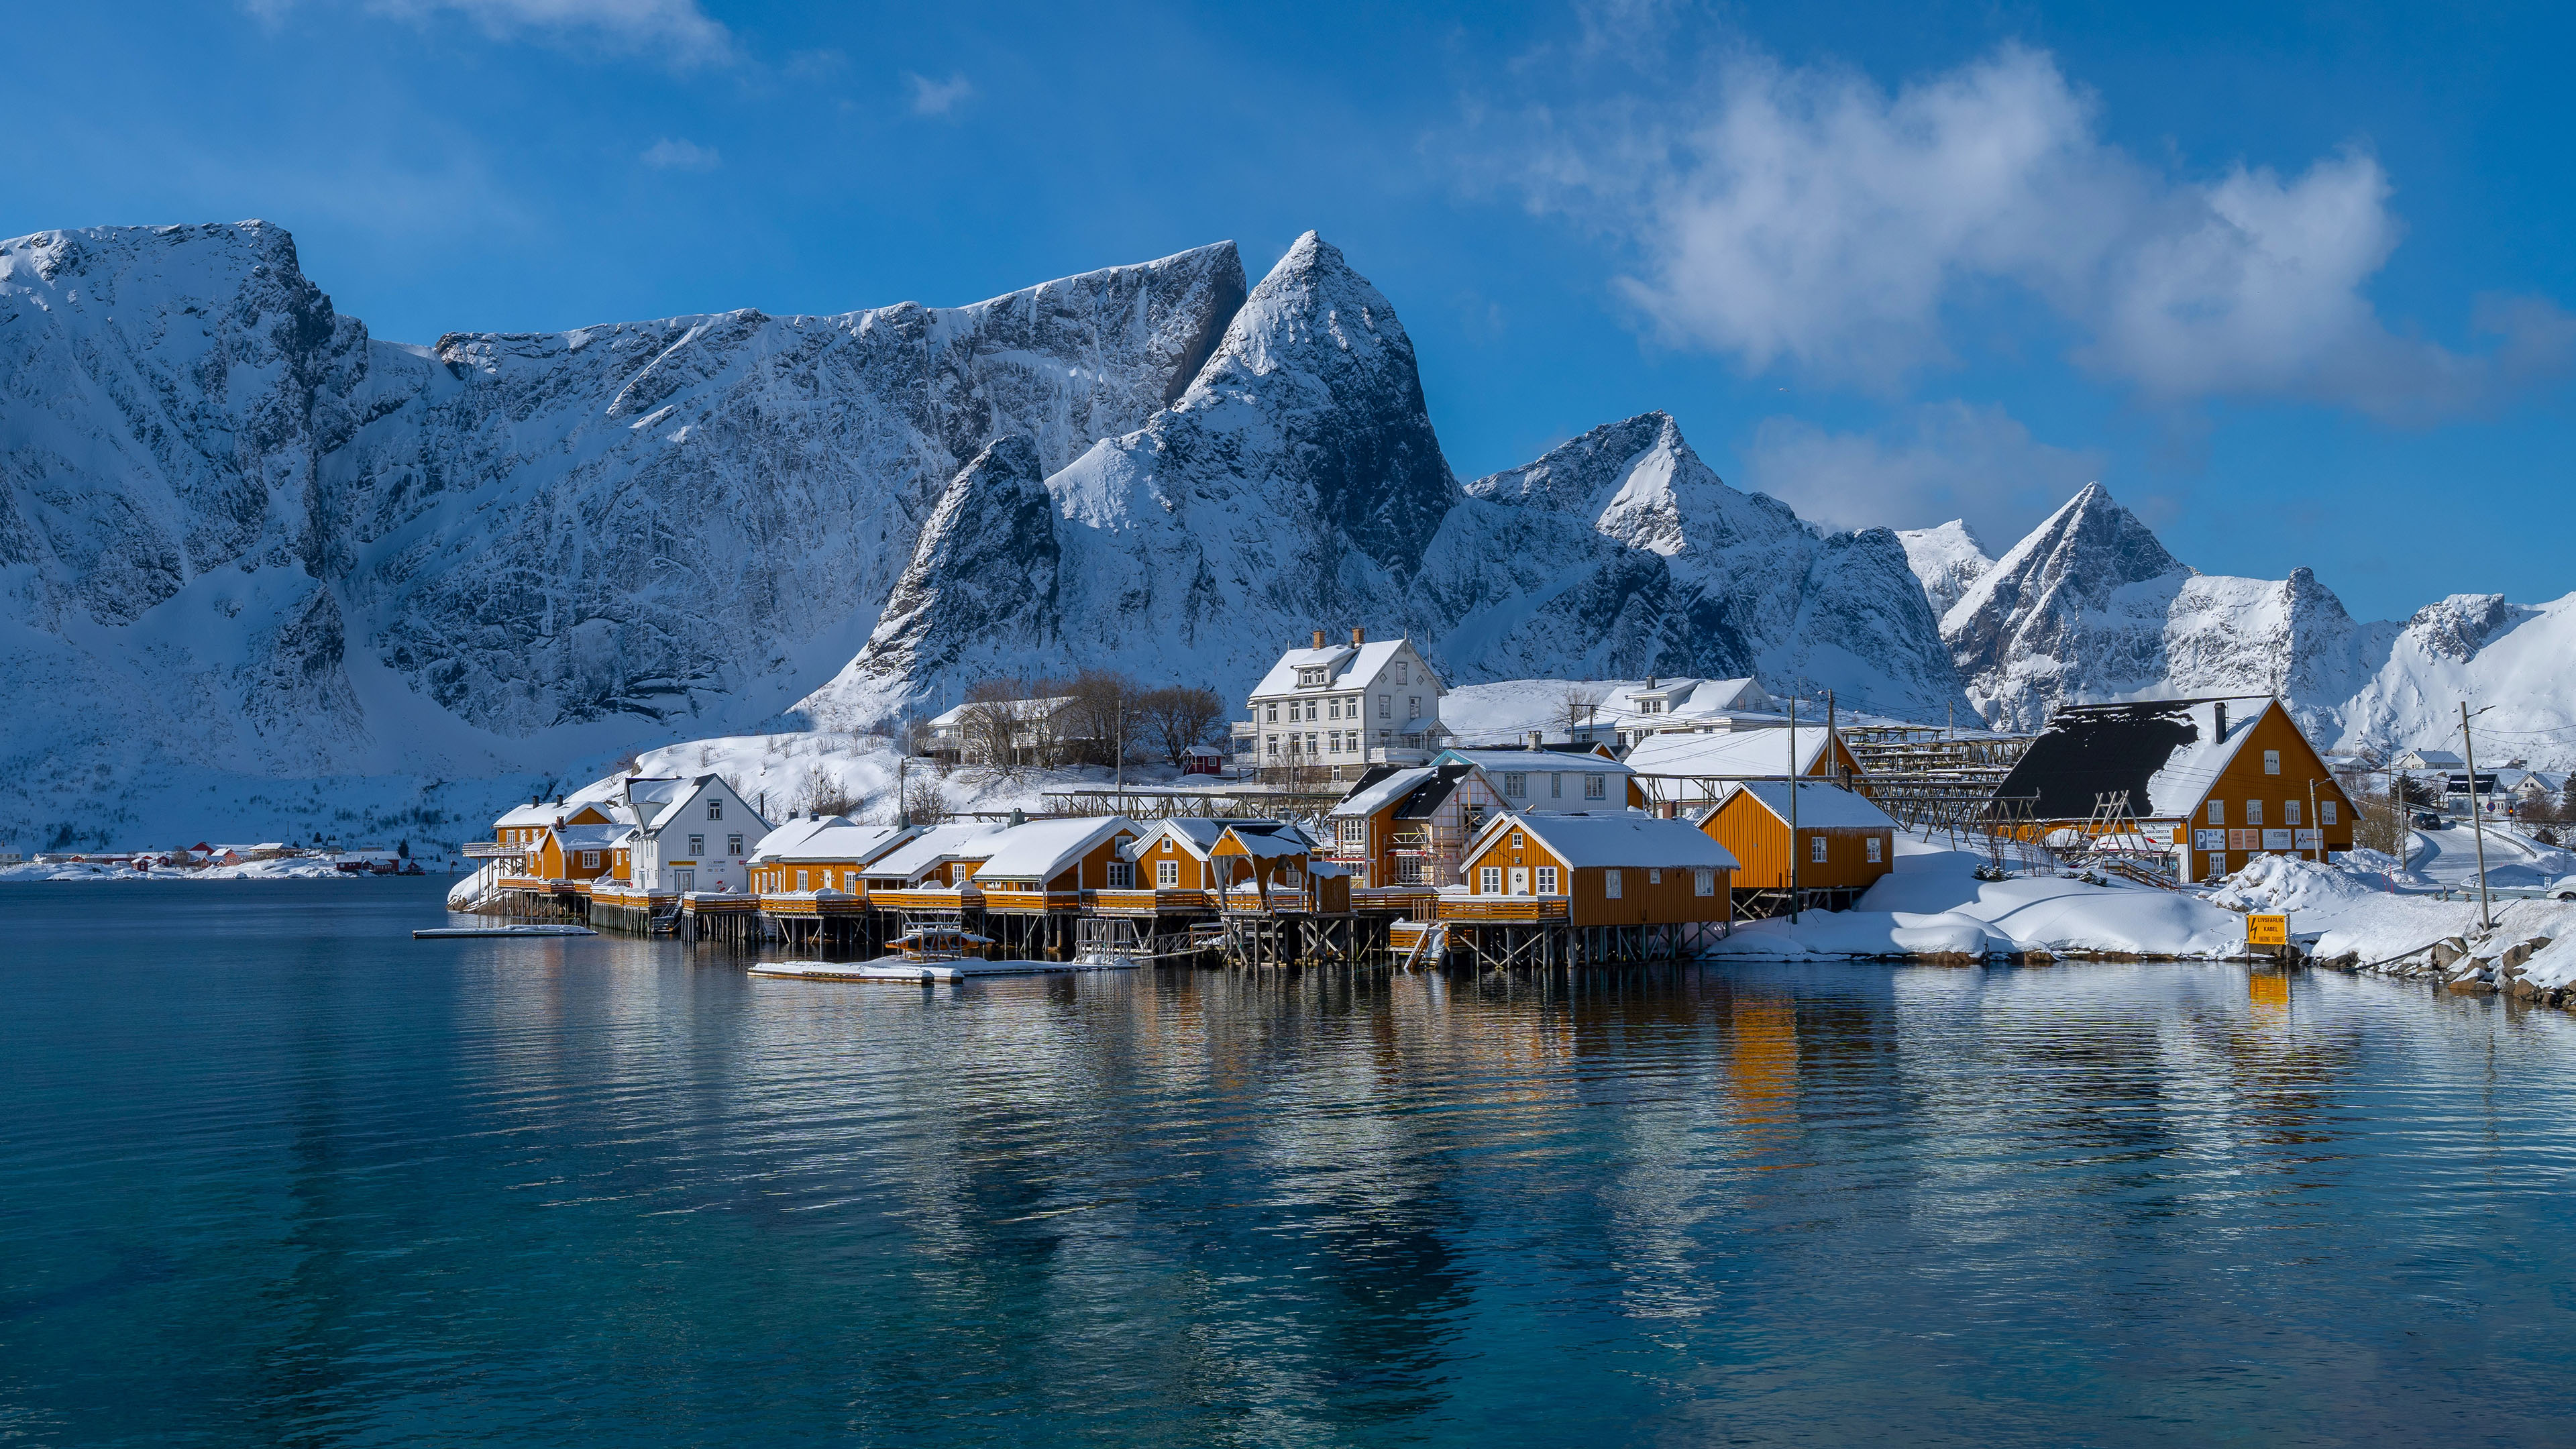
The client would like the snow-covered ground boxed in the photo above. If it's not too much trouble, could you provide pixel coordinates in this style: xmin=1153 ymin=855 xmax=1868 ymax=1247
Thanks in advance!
xmin=613 ymin=731 xmax=1253 ymax=824
xmin=0 ymin=857 xmax=364 ymax=883
xmin=1707 ymin=836 xmax=2247 ymax=960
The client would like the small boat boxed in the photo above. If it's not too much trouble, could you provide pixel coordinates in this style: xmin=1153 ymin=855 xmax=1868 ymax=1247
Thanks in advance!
xmin=412 ymin=924 xmax=598 ymax=938
xmin=885 ymin=926 xmax=994 ymax=963
xmin=749 ymin=957 xmax=1136 ymax=983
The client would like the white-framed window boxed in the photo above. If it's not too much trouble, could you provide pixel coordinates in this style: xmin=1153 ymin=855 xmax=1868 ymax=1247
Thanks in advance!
xmin=1395 ymin=661 xmax=1409 ymax=685
xmin=1605 ymin=869 xmax=1623 ymax=899
xmin=1305 ymin=733 xmax=1318 ymax=755
xmin=1551 ymin=773 xmax=1563 ymax=799
xmin=2284 ymin=800 xmax=2302 ymax=826
xmin=2208 ymin=800 xmax=2224 ymax=825
xmin=1585 ymin=774 xmax=1605 ymax=800
xmin=1328 ymin=699 xmax=1341 ymax=720
xmin=1408 ymin=695 xmax=1420 ymax=717
xmin=1347 ymin=696 xmax=1360 ymax=716
xmin=1866 ymin=837 xmax=1883 ymax=863
xmin=1266 ymin=735 xmax=1279 ymax=755
xmin=1505 ymin=773 xmax=1526 ymax=797
xmin=1106 ymin=861 xmax=1134 ymax=888
xmin=2322 ymin=800 xmax=2339 ymax=826
xmin=1810 ymin=836 xmax=1828 ymax=863
xmin=2264 ymin=750 xmax=2281 ymax=775
xmin=1266 ymin=702 xmax=1278 ymax=723
xmin=727 ymin=834 xmax=743 ymax=856
xmin=1694 ymin=867 xmax=1715 ymax=896
xmin=582 ymin=850 xmax=600 ymax=868
xmin=1648 ymin=868 xmax=1662 ymax=884
xmin=708 ymin=800 xmax=723 ymax=820
xmin=1481 ymin=866 xmax=1502 ymax=894
xmin=1536 ymin=866 xmax=1558 ymax=893
xmin=689 ymin=834 xmax=704 ymax=855
xmin=2246 ymin=800 xmax=2263 ymax=826
xmin=1379 ymin=695 xmax=1391 ymax=718
xmin=797 ymin=869 xmax=810 ymax=890
xmin=1511 ymin=830 xmax=1524 ymax=849
xmin=1157 ymin=859 xmax=1179 ymax=888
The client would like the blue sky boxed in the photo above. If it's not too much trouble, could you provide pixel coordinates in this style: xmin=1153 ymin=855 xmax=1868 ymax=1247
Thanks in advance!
xmin=4 ymin=0 xmax=2569 ymax=621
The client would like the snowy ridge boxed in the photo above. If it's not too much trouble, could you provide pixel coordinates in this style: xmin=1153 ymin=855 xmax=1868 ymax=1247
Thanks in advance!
xmin=1896 ymin=521 xmax=1994 ymax=619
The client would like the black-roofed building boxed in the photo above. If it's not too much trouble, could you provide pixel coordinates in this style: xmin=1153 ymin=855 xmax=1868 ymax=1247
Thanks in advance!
xmin=1989 ymin=695 xmax=2358 ymax=881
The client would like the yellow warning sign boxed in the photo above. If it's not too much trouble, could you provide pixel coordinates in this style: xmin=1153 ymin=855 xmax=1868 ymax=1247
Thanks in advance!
xmin=2246 ymin=913 xmax=2290 ymax=947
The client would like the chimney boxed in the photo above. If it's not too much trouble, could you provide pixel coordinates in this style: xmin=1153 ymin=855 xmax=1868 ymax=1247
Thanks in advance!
xmin=1527 ymin=730 xmax=1544 ymax=751
xmin=2214 ymin=702 xmax=2229 ymax=742
xmin=1644 ymin=675 xmax=1657 ymax=691
xmin=1312 ymin=629 xmax=1326 ymax=649
xmin=1351 ymin=627 xmax=1366 ymax=647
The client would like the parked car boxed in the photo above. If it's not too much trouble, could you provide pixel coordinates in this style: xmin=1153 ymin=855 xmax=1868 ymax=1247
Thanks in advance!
xmin=2549 ymin=875 xmax=2576 ymax=902
xmin=2412 ymin=812 xmax=2447 ymax=829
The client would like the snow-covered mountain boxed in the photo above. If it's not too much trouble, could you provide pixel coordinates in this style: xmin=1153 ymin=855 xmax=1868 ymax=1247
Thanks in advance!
xmin=801 ymin=241 xmax=1970 ymax=727
xmin=1896 ymin=521 xmax=1993 ymax=619
xmin=1933 ymin=484 xmax=2576 ymax=766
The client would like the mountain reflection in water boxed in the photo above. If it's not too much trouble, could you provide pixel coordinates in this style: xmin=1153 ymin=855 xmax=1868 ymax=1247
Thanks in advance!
xmin=5 ymin=879 xmax=2574 ymax=1447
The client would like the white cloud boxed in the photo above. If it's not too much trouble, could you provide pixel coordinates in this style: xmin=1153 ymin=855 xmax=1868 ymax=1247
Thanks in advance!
xmin=639 ymin=137 xmax=719 ymax=172
xmin=906 ymin=71 xmax=975 ymax=117
xmin=255 ymin=0 xmax=734 ymax=66
xmin=1514 ymin=43 xmax=2573 ymax=417
xmin=1741 ymin=401 xmax=2105 ymax=539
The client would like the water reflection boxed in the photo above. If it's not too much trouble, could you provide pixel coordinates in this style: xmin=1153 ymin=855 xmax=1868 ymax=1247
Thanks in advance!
xmin=7 ymin=882 xmax=2576 ymax=1446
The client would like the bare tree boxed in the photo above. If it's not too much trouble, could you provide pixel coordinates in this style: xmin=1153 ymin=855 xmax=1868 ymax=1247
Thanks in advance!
xmin=901 ymin=776 xmax=951 ymax=825
xmin=794 ymin=765 xmax=860 ymax=818
xmin=1141 ymin=685 xmax=1228 ymax=767
xmin=1061 ymin=668 xmax=1143 ymax=768
xmin=1024 ymin=674 xmax=1074 ymax=769
xmin=1561 ymin=684 xmax=1609 ymax=740
xmin=958 ymin=677 xmax=1028 ymax=773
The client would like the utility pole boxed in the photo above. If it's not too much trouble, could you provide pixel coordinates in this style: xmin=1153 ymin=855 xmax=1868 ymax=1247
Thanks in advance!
xmin=2306 ymin=778 xmax=2322 ymax=863
xmin=2460 ymin=701 xmax=2494 ymax=932
xmin=1787 ymin=696 xmax=1801 ymax=926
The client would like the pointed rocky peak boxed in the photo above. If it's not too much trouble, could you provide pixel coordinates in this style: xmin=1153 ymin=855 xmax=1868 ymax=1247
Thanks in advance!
xmin=1896 ymin=519 xmax=1995 ymax=619
xmin=1466 ymin=411 xmax=1701 ymax=517
xmin=1138 ymin=229 xmax=1455 ymax=576
xmin=1947 ymin=482 xmax=2188 ymax=631
xmin=2404 ymin=592 xmax=2519 ymax=661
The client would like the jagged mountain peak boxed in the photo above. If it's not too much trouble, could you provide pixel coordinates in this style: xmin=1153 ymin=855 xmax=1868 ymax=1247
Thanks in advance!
xmin=1896 ymin=520 xmax=1996 ymax=620
xmin=1466 ymin=411 xmax=1693 ymax=515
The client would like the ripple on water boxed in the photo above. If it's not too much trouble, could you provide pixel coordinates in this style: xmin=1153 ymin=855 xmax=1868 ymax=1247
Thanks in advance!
xmin=4 ymin=881 xmax=2575 ymax=1447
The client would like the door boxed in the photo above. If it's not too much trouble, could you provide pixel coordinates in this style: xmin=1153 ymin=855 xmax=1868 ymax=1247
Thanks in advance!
xmin=1509 ymin=867 xmax=1529 ymax=895
xmin=674 ymin=869 xmax=695 ymax=894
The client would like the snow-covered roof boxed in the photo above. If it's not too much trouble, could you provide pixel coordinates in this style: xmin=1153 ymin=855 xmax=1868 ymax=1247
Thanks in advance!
xmin=2139 ymin=698 xmax=2284 ymax=816
xmin=553 ymin=824 xmax=626 ymax=850
xmin=1125 ymin=817 xmax=1255 ymax=861
xmin=1215 ymin=822 xmax=1311 ymax=858
xmin=974 ymin=816 xmax=1138 ymax=881
xmin=1477 ymin=811 xmax=1739 ymax=870
xmin=2396 ymin=748 xmax=2466 ymax=769
xmin=1994 ymin=696 xmax=2290 ymax=820
xmin=1438 ymin=747 xmax=1629 ymax=777
xmin=865 ymin=822 xmax=1006 ymax=880
xmin=1721 ymin=781 xmax=1898 ymax=830
xmin=750 ymin=818 xmax=913 ymax=865
xmin=924 ymin=694 xmax=1074 ymax=729
xmin=1623 ymin=727 xmax=1837 ymax=782
xmin=1249 ymin=638 xmax=1421 ymax=698
xmin=1330 ymin=766 xmax=1435 ymax=818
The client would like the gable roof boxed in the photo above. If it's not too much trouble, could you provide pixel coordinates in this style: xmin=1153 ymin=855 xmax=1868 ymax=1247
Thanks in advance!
xmin=1127 ymin=817 xmax=1293 ymax=860
xmin=1249 ymin=638 xmax=1423 ymax=696
xmin=865 ymin=822 xmax=1006 ymax=880
xmin=1213 ymin=822 xmax=1312 ymax=858
xmin=551 ymin=823 xmax=627 ymax=851
xmin=1437 ymin=747 xmax=1633 ymax=776
xmin=1990 ymin=696 xmax=2289 ymax=820
xmin=1623 ymin=727 xmax=1841 ymax=782
xmin=975 ymin=816 xmax=1138 ymax=881
xmin=1472 ymin=811 xmax=1740 ymax=870
xmin=1721 ymin=781 xmax=1899 ymax=830
xmin=1331 ymin=765 xmax=1436 ymax=819
xmin=749 ymin=818 xmax=914 ymax=865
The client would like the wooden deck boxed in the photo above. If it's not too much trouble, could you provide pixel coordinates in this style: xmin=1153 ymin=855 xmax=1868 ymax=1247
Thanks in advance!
xmin=759 ymin=893 xmax=869 ymax=916
xmin=1433 ymin=896 xmax=1570 ymax=923
xmin=1090 ymin=888 xmax=1215 ymax=914
xmin=978 ymin=888 xmax=1085 ymax=914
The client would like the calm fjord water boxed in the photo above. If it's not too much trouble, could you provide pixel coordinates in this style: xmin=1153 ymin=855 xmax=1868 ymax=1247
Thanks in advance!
xmin=5 ymin=879 xmax=2575 ymax=1447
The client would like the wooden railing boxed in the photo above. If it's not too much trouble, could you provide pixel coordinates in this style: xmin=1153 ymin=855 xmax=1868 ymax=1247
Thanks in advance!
xmin=979 ymin=888 xmax=1085 ymax=913
xmin=462 ymin=841 xmax=520 ymax=859
xmin=868 ymin=889 xmax=973 ymax=912
xmin=1091 ymin=888 xmax=1216 ymax=913
xmin=1434 ymin=896 xmax=1570 ymax=922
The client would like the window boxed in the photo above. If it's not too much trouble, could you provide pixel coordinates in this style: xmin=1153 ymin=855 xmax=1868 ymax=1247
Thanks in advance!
xmin=1694 ymin=867 xmax=1716 ymax=896
xmin=2284 ymin=801 xmax=2302 ymax=826
xmin=1407 ymin=695 xmax=1420 ymax=718
xmin=2245 ymin=800 xmax=2263 ymax=826
xmin=2322 ymin=800 xmax=2339 ymax=826
xmin=1551 ymin=773 xmax=1563 ymax=799
xmin=797 ymin=869 xmax=810 ymax=891
xmin=1305 ymin=733 xmax=1318 ymax=755
xmin=582 ymin=850 xmax=600 ymax=869
xmin=1395 ymin=661 xmax=1409 ymax=684
xmin=2208 ymin=801 xmax=2224 ymax=825
xmin=1605 ymin=869 xmax=1623 ymax=899
xmin=1505 ymin=773 xmax=1527 ymax=797
xmin=2264 ymin=749 xmax=2281 ymax=775
xmin=1811 ymin=835 xmax=1828 ymax=863
xmin=727 ymin=834 xmax=742 ymax=856
xmin=1340 ymin=818 xmax=1366 ymax=845
xmin=1510 ymin=830 xmax=1524 ymax=849
xmin=1328 ymin=699 xmax=1340 ymax=720
xmin=1106 ymin=861 xmax=1134 ymax=888
xmin=1157 ymin=859 xmax=1179 ymax=888
xmin=1379 ymin=695 xmax=1391 ymax=718
xmin=1585 ymin=774 xmax=1606 ymax=800
xmin=1266 ymin=702 xmax=1278 ymax=724
xmin=1481 ymin=866 xmax=1502 ymax=894
xmin=1266 ymin=735 xmax=1279 ymax=756
xmin=1305 ymin=700 xmax=1318 ymax=721
xmin=708 ymin=800 xmax=722 ymax=820
xmin=1866 ymin=837 xmax=1883 ymax=863
xmin=688 ymin=834 xmax=704 ymax=856
xmin=1537 ymin=866 xmax=1558 ymax=893
xmin=1648 ymin=868 xmax=1662 ymax=884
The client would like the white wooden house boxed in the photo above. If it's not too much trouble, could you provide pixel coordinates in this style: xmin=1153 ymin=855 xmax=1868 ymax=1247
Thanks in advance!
xmin=618 ymin=774 xmax=772 ymax=894
xmin=1236 ymin=627 xmax=1448 ymax=779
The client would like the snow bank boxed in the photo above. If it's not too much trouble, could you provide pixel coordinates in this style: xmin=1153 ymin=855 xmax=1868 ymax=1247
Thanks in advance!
xmin=0 ymin=857 xmax=359 ymax=883
xmin=1707 ymin=845 xmax=2244 ymax=959
xmin=2208 ymin=855 xmax=2379 ymax=913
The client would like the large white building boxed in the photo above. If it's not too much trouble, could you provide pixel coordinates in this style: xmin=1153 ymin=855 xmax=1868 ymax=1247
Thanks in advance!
xmin=1235 ymin=629 xmax=1448 ymax=780
xmin=619 ymin=773 xmax=771 ymax=894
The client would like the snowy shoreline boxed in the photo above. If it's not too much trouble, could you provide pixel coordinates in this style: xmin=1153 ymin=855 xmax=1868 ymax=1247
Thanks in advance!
xmin=0 ymin=859 xmax=396 ymax=883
